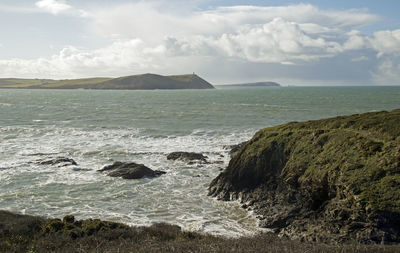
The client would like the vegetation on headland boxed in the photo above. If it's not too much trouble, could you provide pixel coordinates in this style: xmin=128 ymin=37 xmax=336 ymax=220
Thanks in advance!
xmin=223 ymin=81 xmax=281 ymax=87
xmin=1 ymin=210 xmax=399 ymax=253
xmin=209 ymin=109 xmax=400 ymax=244
xmin=0 ymin=73 xmax=214 ymax=90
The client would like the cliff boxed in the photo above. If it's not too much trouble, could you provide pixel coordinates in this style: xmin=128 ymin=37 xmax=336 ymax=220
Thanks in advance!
xmin=0 ymin=73 xmax=214 ymax=90
xmin=209 ymin=109 xmax=400 ymax=243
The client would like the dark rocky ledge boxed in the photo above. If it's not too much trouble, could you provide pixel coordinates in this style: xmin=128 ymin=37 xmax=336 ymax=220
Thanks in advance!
xmin=98 ymin=161 xmax=166 ymax=179
xmin=167 ymin=152 xmax=208 ymax=163
xmin=209 ymin=109 xmax=400 ymax=244
xmin=36 ymin=157 xmax=78 ymax=167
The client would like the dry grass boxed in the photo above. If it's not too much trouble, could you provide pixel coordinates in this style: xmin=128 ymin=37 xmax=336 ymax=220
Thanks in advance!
xmin=1 ymin=211 xmax=400 ymax=253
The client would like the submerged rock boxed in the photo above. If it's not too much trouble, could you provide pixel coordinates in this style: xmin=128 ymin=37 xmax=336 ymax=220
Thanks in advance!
xmin=209 ymin=109 xmax=400 ymax=244
xmin=99 ymin=162 xmax=166 ymax=179
xmin=37 ymin=157 xmax=77 ymax=167
xmin=167 ymin=152 xmax=208 ymax=163
xmin=72 ymin=167 xmax=91 ymax=172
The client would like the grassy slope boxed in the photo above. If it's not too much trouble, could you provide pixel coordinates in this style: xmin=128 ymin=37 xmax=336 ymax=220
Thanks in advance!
xmin=209 ymin=109 xmax=400 ymax=243
xmin=264 ymin=109 xmax=400 ymax=213
xmin=1 ymin=210 xmax=399 ymax=253
xmin=0 ymin=78 xmax=112 ymax=88
xmin=0 ymin=74 xmax=214 ymax=89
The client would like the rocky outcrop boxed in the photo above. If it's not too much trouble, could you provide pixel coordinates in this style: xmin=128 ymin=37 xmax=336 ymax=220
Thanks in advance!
xmin=209 ymin=109 xmax=400 ymax=244
xmin=36 ymin=157 xmax=77 ymax=167
xmin=167 ymin=152 xmax=208 ymax=163
xmin=223 ymin=141 xmax=248 ymax=157
xmin=98 ymin=162 xmax=166 ymax=179
xmin=42 ymin=215 xmax=128 ymax=239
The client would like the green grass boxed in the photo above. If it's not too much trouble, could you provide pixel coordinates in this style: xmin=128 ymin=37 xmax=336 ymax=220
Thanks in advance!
xmin=0 ymin=73 xmax=214 ymax=89
xmin=0 ymin=77 xmax=112 ymax=88
xmin=1 ymin=211 xmax=399 ymax=253
xmin=235 ymin=109 xmax=400 ymax=212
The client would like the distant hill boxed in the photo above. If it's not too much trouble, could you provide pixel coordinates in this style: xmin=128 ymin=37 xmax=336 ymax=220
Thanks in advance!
xmin=224 ymin=81 xmax=280 ymax=87
xmin=0 ymin=73 xmax=215 ymax=90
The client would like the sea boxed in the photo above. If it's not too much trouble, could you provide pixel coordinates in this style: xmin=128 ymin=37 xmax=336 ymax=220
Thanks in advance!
xmin=0 ymin=86 xmax=399 ymax=237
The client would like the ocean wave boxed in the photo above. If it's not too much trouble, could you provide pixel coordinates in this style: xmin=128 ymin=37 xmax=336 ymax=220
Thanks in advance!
xmin=0 ymin=125 xmax=257 ymax=236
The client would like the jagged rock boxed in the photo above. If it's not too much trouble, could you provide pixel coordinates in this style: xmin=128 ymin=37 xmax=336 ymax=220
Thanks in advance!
xmin=98 ymin=162 xmax=166 ymax=179
xmin=37 ymin=157 xmax=77 ymax=167
xmin=209 ymin=109 xmax=400 ymax=244
xmin=167 ymin=152 xmax=208 ymax=163
xmin=223 ymin=141 xmax=248 ymax=157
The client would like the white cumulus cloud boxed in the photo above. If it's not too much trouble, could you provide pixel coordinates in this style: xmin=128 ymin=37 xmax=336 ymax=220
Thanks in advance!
xmin=0 ymin=40 xmax=168 ymax=79
xmin=369 ymin=29 xmax=400 ymax=57
xmin=35 ymin=0 xmax=89 ymax=17
xmin=35 ymin=0 xmax=71 ymax=15
xmin=1 ymin=2 xmax=400 ymax=85
xmin=372 ymin=59 xmax=400 ymax=84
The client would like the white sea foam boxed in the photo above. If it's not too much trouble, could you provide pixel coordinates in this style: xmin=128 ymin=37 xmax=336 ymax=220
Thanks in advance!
xmin=0 ymin=125 xmax=257 ymax=237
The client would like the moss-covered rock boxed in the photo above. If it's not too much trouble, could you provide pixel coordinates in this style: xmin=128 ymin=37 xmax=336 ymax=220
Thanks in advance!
xmin=41 ymin=215 xmax=129 ymax=239
xmin=209 ymin=109 xmax=400 ymax=244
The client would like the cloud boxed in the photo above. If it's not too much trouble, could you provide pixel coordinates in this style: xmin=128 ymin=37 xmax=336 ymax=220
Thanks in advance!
xmin=204 ymin=4 xmax=378 ymax=29
xmin=0 ymin=40 xmax=168 ymax=78
xmin=35 ymin=0 xmax=71 ymax=15
xmin=372 ymin=59 xmax=400 ymax=84
xmin=91 ymin=3 xmax=378 ymax=42
xmin=1 ymin=2 xmax=400 ymax=85
xmin=351 ymin=56 xmax=369 ymax=62
xmin=89 ymin=3 xmax=382 ymax=65
xmin=369 ymin=29 xmax=400 ymax=57
xmin=35 ymin=0 xmax=89 ymax=17
xmin=161 ymin=17 xmax=347 ymax=64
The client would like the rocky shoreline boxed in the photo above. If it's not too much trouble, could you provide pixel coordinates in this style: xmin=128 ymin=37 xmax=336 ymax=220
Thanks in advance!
xmin=209 ymin=109 xmax=400 ymax=244
xmin=2 ymin=109 xmax=400 ymax=251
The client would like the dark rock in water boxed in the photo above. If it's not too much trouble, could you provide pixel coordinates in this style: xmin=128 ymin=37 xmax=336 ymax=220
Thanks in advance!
xmin=209 ymin=109 xmax=400 ymax=244
xmin=167 ymin=152 xmax=208 ymax=163
xmin=72 ymin=167 xmax=90 ymax=172
xmin=26 ymin=152 xmax=60 ymax=156
xmin=37 ymin=157 xmax=77 ymax=167
xmin=99 ymin=162 xmax=166 ymax=179
xmin=223 ymin=141 xmax=248 ymax=157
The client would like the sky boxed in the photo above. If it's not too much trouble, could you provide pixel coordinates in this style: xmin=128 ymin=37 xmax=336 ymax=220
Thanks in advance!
xmin=0 ymin=0 xmax=400 ymax=85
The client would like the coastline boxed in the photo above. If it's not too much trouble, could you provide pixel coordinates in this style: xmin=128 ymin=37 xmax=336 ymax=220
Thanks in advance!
xmin=1 ymin=90 xmax=400 ymax=251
